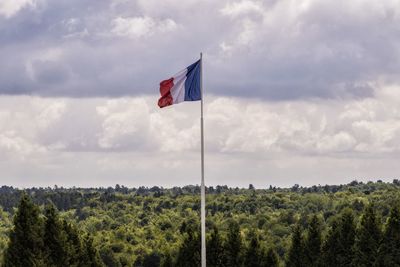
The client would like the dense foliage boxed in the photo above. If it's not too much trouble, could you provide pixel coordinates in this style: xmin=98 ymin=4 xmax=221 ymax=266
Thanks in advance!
xmin=0 ymin=180 xmax=400 ymax=266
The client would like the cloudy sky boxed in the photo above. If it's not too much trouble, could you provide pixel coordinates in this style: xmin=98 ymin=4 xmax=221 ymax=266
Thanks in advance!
xmin=0 ymin=0 xmax=400 ymax=188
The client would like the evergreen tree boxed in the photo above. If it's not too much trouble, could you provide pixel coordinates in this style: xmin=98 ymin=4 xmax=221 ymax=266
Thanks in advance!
xmin=377 ymin=206 xmax=400 ymax=266
xmin=207 ymin=225 xmax=224 ymax=267
xmin=62 ymin=221 xmax=84 ymax=266
xmin=143 ymin=251 xmax=161 ymax=267
xmin=176 ymin=224 xmax=201 ymax=267
xmin=43 ymin=204 xmax=68 ymax=266
xmin=304 ymin=215 xmax=322 ymax=267
xmin=263 ymin=247 xmax=279 ymax=267
xmin=161 ymin=252 xmax=174 ymax=267
xmin=3 ymin=194 xmax=45 ymax=267
xmin=81 ymin=234 xmax=104 ymax=267
xmin=353 ymin=204 xmax=381 ymax=267
xmin=223 ymin=220 xmax=242 ymax=267
xmin=286 ymin=224 xmax=305 ymax=267
xmin=322 ymin=209 xmax=355 ymax=267
xmin=243 ymin=230 xmax=262 ymax=267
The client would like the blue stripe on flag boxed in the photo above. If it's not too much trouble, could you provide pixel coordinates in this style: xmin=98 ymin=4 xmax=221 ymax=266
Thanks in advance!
xmin=184 ymin=60 xmax=201 ymax=101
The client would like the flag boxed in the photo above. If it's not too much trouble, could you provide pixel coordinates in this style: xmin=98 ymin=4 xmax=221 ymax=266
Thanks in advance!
xmin=158 ymin=60 xmax=201 ymax=108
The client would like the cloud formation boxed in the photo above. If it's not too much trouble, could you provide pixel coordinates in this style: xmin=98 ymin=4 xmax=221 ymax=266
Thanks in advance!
xmin=0 ymin=86 xmax=399 ymax=187
xmin=0 ymin=0 xmax=399 ymax=99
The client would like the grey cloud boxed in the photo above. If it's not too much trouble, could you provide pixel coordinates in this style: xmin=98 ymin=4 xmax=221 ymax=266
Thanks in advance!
xmin=0 ymin=0 xmax=399 ymax=100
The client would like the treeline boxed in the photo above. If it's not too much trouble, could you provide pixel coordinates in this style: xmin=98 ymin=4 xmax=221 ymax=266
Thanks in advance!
xmin=3 ymin=194 xmax=103 ymax=267
xmin=0 ymin=179 xmax=399 ymax=212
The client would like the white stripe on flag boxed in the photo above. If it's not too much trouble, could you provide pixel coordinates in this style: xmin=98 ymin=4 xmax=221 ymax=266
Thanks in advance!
xmin=171 ymin=69 xmax=187 ymax=104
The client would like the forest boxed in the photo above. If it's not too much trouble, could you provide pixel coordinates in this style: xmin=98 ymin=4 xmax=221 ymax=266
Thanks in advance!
xmin=0 ymin=180 xmax=400 ymax=266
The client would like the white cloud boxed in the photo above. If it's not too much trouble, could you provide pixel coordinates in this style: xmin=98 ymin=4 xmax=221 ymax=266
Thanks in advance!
xmin=0 ymin=0 xmax=36 ymax=18
xmin=220 ymin=0 xmax=263 ymax=17
xmin=111 ymin=16 xmax=177 ymax=38
xmin=0 ymin=85 xmax=399 ymax=186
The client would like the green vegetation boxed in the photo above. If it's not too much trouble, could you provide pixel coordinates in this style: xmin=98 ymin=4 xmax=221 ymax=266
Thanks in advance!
xmin=0 ymin=180 xmax=400 ymax=266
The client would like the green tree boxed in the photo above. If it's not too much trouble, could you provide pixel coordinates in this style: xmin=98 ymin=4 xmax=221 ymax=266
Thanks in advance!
xmin=43 ymin=204 xmax=68 ymax=266
xmin=207 ymin=225 xmax=223 ymax=267
xmin=143 ymin=251 xmax=161 ymax=267
xmin=263 ymin=247 xmax=279 ymax=267
xmin=353 ymin=204 xmax=381 ymax=267
xmin=81 ymin=234 xmax=104 ymax=267
xmin=243 ymin=230 xmax=262 ymax=267
xmin=176 ymin=224 xmax=200 ymax=267
xmin=304 ymin=215 xmax=322 ymax=267
xmin=3 ymin=194 xmax=45 ymax=267
xmin=161 ymin=252 xmax=174 ymax=267
xmin=223 ymin=220 xmax=242 ymax=267
xmin=62 ymin=221 xmax=84 ymax=266
xmin=286 ymin=224 xmax=305 ymax=267
xmin=322 ymin=209 xmax=355 ymax=266
xmin=377 ymin=206 xmax=400 ymax=266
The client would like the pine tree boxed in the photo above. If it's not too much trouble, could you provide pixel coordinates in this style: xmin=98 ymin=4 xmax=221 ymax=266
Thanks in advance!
xmin=322 ymin=209 xmax=355 ymax=267
xmin=353 ymin=204 xmax=381 ymax=267
xmin=377 ymin=206 xmax=400 ymax=266
xmin=176 ymin=224 xmax=201 ymax=267
xmin=43 ymin=204 xmax=68 ymax=266
xmin=263 ymin=247 xmax=279 ymax=267
xmin=304 ymin=215 xmax=322 ymax=267
xmin=161 ymin=252 xmax=174 ymax=267
xmin=3 ymin=194 xmax=45 ymax=267
xmin=81 ymin=234 xmax=104 ymax=267
xmin=62 ymin=220 xmax=84 ymax=266
xmin=207 ymin=225 xmax=224 ymax=267
xmin=286 ymin=224 xmax=305 ymax=267
xmin=223 ymin=220 xmax=242 ymax=267
xmin=243 ymin=230 xmax=262 ymax=267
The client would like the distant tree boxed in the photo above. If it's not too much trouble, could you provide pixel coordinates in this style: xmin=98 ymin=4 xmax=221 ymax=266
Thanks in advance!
xmin=304 ymin=215 xmax=322 ymax=267
xmin=223 ymin=220 xmax=242 ymax=267
xmin=322 ymin=209 xmax=355 ymax=267
xmin=248 ymin=184 xmax=255 ymax=190
xmin=176 ymin=224 xmax=200 ymax=267
xmin=3 ymin=194 xmax=45 ymax=267
xmin=377 ymin=206 xmax=400 ymax=266
xmin=263 ymin=247 xmax=279 ymax=267
xmin=353 ymin=204 xmax=381 ymax=267
xmin=207 ymin=225 xmax=224 ymax=267
xmin=286 ymin=225 xmax=305 ymax=267
xmin=243 ymin=230 xmax=262 ymax=267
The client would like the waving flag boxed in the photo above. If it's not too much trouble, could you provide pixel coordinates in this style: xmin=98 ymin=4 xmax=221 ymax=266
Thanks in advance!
xmin=158 ymin=60 xmax=201 ymax=108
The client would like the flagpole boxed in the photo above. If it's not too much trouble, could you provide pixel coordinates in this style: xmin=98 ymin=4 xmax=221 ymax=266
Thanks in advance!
xmin=200 ymin=52 xmax=206 ymax=267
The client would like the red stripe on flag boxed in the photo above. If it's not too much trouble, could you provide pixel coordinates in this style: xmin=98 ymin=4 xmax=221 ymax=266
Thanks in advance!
xmin=158 ymin=78 xmax=174 ymax=108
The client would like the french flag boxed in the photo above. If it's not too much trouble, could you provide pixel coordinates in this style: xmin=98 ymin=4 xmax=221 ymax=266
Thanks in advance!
xmin=158 ymin=60 xmax=201 ymax=108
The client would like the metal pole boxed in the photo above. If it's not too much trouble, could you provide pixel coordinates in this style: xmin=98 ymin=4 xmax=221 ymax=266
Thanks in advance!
xmin=200 ymin=52 xmax=206 ymax=267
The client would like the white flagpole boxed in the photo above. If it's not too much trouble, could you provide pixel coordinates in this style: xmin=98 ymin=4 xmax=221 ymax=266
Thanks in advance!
xmin=200 ymin=52 xmax=206 ymax=267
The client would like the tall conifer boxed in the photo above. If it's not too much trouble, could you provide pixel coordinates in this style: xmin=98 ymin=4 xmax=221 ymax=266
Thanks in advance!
xmin=304 ymin=215 xmax=322 ymax=267
xmin=243 ymin=230 xmax=262 ymax=267
xmin=322 ymin=209 xmax=355 ymax=267
xmin=223 ymin=220 xmax=242 ymax=267
xmin=207 ymin=225 xmax=224 ymax=267
xmin=3 ymin=194 xmax=45 ymax=267
xmin=353 ymin=204 xmax=381 ymax=267
xmin=286 ymin=224 xmax=305 ymax=267
xmin=377 ymin=206 xmax=400 ymax=266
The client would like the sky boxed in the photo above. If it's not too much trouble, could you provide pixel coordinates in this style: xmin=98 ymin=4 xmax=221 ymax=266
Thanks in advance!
xmin=0 ymin=0 xmax=400 ymax=188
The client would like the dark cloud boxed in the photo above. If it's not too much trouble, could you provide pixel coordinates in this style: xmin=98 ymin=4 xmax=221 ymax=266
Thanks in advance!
xmin=0 ymin=0 xmax=399 ymax=100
